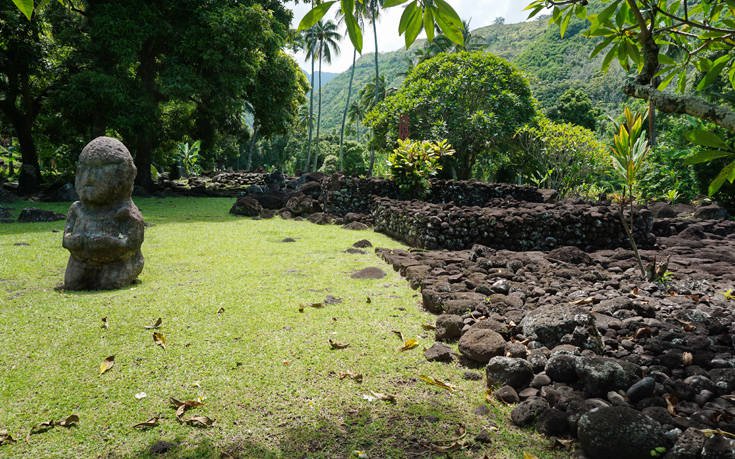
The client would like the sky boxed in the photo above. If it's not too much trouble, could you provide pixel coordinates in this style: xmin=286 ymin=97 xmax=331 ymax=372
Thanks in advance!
xmin=289 ymin=0 xmax=535 ymax=73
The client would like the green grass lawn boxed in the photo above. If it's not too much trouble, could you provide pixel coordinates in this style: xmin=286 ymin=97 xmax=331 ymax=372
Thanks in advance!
xmin=0 ymin=197 xmax=558 ymax=458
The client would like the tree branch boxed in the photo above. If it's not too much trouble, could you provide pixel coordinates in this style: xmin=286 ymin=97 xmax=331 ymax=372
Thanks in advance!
xmin=624 ymin=82 xmax=735 ymax=132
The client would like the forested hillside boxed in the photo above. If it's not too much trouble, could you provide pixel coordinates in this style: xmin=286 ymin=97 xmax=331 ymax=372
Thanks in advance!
xmin=316 ymin=17 xmax=627 ymax=133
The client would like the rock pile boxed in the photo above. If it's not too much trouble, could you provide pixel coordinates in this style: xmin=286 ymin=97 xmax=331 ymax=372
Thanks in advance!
xmin=377 ymin=226 xmax=735 ymax=458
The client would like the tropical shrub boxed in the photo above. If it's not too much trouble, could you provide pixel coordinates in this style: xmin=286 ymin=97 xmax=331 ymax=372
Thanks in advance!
xmin=387 ymin=139 xmax=454 ymax=196
xmin=514 ymin=118 xmax=609 ymax=195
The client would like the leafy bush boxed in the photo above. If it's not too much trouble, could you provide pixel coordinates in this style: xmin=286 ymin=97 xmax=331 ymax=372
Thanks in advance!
xmin=514 ymin=118 xmax=610 ymax=195
xmin=177 ymin=140 xmax=201 ymax=177
xmin=319 ymin=155 xmax=339 ymax=174
xmin=366 ymin=51 xmax=536 ymax=179
xmin=387 ymin=139 xmax=454 ymax=196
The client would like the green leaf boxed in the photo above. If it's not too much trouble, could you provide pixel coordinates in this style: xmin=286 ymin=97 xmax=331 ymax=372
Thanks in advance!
xmin=683 ymin=149 xmax=733 ymax=165
xmin=383 ymin=0 xmax=411 ymax=7
xmin=404 ymin=4 xmax=423 ymax=48
xmin=342 ymin=2 xmax=363 ymax=52
xmin=590 ymin=36 xmax=615 ymax=58
xmin=433 ymin=0 xmax=464 ymax=46
xmin=657 ymin=71 xmax=677 ymax=91
xmin=423 ymin=7 xmax=435 ymax=42
xmin=398 ymin=1 xmax=418 ymax=35
xmin=708 ymin=160 xmax=735 ymax=195
xmin=298 ymin=1 xmax=337 ymax=31
xmin=601 ymin=45 xmax=617 ymax=72
xmin=685 ymin=128 xmax=729 ymax=149
xmin=12 ymin=0 xmax=33 ymax=20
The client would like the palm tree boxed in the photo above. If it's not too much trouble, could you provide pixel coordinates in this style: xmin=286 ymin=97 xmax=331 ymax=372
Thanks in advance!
xmin=301 ymin=27 xmax=319 ymax=172
xmin=312 ymin=20 xmax=341 ymax=172
xmin=366 ymin=0 xmax=383 ymax=176
xmin=348 ymin=100 xmax=366 ymax=142
xmin=336 ymin=4 xmax=367 ymax=173
xmin=415 ymin=20 xmax=484 ymax=64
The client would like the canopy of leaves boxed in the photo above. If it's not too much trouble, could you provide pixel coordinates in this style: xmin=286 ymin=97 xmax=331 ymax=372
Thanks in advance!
xmin=365 ymin=51 xmax=536 ymax=179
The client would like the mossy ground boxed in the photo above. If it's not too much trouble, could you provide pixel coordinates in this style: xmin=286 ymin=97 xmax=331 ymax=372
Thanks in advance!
xmin=0 ymin=198 xmax=562 ymax=458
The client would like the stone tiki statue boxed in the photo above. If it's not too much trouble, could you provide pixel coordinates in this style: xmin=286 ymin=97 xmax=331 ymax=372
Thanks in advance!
xmin=62 ymin=137 xmax=144 ymax=290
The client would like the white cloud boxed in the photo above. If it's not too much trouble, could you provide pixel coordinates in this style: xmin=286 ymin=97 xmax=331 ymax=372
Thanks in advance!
xmin=289 ymin=0 xmax=534 ymax=73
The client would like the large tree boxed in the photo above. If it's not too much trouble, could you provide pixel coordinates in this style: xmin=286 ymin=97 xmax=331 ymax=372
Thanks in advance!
xmin=49 ymin=0 xmax=296 ymax=189
xmin=0 ymin=3 xmax=60 ymax=194
xmin=526 ymin=0 xmax=735 ymax=193
xmin=365 ymin=51 xmax=537 ymax=179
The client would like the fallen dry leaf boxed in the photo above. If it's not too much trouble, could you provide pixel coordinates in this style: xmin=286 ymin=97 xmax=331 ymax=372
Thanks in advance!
xmin=682 ymin=351 xmax=693 ymax=366
xmin=0 ymin=430 xmax=16 ymax=446
xmin=352 ymin=450 xmax=368 ymax=458
xmin=57 ymin=415 xmax=79 ymax=428
xmin=153 ymin=332 xmax=167 ymax=350
xmin=633 ymin=326 xmax=652 ymax=340
xmin=570 ymin=296 xmax=594 ymax=306
xmin=170 ymin=398 xmax=205 ymax=418
xmin=310 ymin=302 xmax=324 ymax=309
xmin=101 ymin=317 xmax=109 ymax=329
xmin=99 ymin=355 xmax=115 ymax=375
xmin=324 ymin=295 xmax=342 ymax=305
xmin=366 ymin=297 xmax=371 ymax=304
xmin=328 ymin=339 xmax=350 ymax=350
xmin=29 ymin=421 xmax=55 ymax=436
xmin=338 ymin=371 xmax=364 ymax=383
xmin=392 ymin=330 xmax=404 ymax=341
xmin=217 ymin=307 xmax=225 ymax=316
xmin=523 ymin=452 xmax=540 ymax=459
xmin=144 ymin=318 xmax=162 ymax=329
xmin=485 ymin=388 xmax=494 ymax=404
xmin=399 ymin=339 xmax=418 ymax=352
xmin=421 ymin=323 xmax=436 ymax=331
xmin=185 ymin=415 xmax=214 ymax=427
xmin=419 ymin=375 xmax=456 ymax=392
xmin=430 ymin=424 xmax=466 ymax=452
xmin=700 ymin=428 xmax=735 ymax=439
xmin=135 ymin=392 xmax=147 ymax=400
xmin=553 ymin=438 xmax=574 ymax=450
xmin=298 ymin=305 xmax=305 ymax=313
xmin=664 ymin=393 xmax=678 ymax=416
xmin=133 ymin=416 xmax=160 ymax=429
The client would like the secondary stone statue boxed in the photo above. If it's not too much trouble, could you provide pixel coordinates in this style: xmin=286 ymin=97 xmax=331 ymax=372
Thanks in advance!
xmin=62 ymin=137 xmax=144 ymax=290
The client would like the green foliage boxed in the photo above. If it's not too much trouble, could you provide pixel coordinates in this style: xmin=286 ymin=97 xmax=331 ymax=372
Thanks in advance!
xmin=177 ymin=140 xmax=202 ymax=177
xmin=318 ymin=154 xmax=340 ymax=174
xmin=610 ymin=107 xmax=650 ymax=191
xmin=515 ymin=118 xmax=609 ymax=195
xmin=366 ymin=51 xmax=536 ymax=179
xmin=547 ymin=88 xmax=598 ymax=130
xmin=684 ymin=129 xmax=735 ymax=196
xmin=387 ymin=138 xmax=454 ymax=195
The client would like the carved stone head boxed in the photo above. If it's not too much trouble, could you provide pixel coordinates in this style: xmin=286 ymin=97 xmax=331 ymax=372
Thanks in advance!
xmin=75 ymin=137 xmax=137 ymax=205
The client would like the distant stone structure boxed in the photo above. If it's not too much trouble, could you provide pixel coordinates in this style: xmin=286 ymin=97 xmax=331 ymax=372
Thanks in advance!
xmin=62 ymin=137 xmax=144 ymax=290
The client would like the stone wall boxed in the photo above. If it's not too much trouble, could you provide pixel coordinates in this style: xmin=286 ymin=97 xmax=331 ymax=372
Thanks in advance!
xmin=321 ymin=175 xmax=547 ymax=216
xmin=372 ymin=197 xmax=655 ymax=251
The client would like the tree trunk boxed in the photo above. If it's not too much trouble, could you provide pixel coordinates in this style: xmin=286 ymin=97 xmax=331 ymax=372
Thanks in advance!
xmin=339 ymin=49 xmax=358 ymax=173
xmin=15 ymin=116 xmax=41 ymax=195
xmin=368 ymin=6 xmax=380 ymax=177
xmin=314 ymin=54 xmax=323 ymax=172
xmin=306 ymin=55 xmax=316 ymax=172
xmin=247 ymin=123 xmax=259 ymax=171
xmin=132 ymin=41 xmax=158 ymax=190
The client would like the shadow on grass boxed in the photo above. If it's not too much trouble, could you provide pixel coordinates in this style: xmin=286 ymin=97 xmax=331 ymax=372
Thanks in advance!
xmin=132 ymin=400 xmax=488 ymax=459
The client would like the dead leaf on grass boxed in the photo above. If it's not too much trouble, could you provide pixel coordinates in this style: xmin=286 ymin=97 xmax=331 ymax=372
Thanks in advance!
xmin=310 ymin=302 xmax=324 ymax=309
xmin=391 ymin=330 xmax=404 ymax=341
xmin=29 ymin=421 xmax=55 ymax=436
xmin=57 ymin=415 xmax=79 ymax=428
xmin=430 ymin=424 xmax=466 ymax=452
xmin=324 ymin=295 xmax=342 ymax=305
xmin=338 ymin=371 xmax=363 ymax=383
xmin=170 ymin=398 xmax=205 ymax=418
xmin=153 ymin=332 xmax=167 ymax=350
xmin=144 ymin=318 xmax=162 ymax=329
xmin=99 ymin=355 xmax=115 ymax=375
xmin=553 ymin=438 xmax=574 ymax=450
xmin=419 ymin=375 xmax=456 ymax=392
xmin=133 ymin=416 xmax=160 ymax=429
xmin=329 ymin=339 xmax=350 ymax=350
xmin=633 ymin=326 xmax=652 ymax=340
xmin=298 ymin=305 xmax=305 ymax=313
xmin=523 ymin=452 xmax=540 ymax=459
xmin=485 ymin=388 xmax=494 ymax=404
xmin=0 ymin=430 xmax=16 ymax=446
xmin=217 ymin=307 xmax=225 ymax=316
xmin=101 ymin=317 xmax=109 ymax=329
xmin=185 ymin=415 xmax=214 ymax=428
xmin=361 ymin=391 xmax=396 ymax=403
xmin=421 ymin=323 xmax=436 ymax=331
xmin=135 ymin=392 xmax=147 ymax=400
xmin=366 ymin=297 xmax=371 ymax=304
xmin=399 ymin=339 xmax=418 ymax=351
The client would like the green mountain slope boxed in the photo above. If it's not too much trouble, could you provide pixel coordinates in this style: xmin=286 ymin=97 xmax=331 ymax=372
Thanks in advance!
xmin=315 ymin=17 xmax=627 ymax=134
